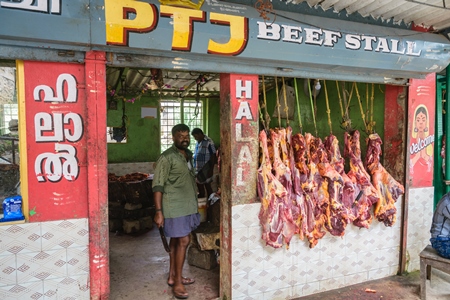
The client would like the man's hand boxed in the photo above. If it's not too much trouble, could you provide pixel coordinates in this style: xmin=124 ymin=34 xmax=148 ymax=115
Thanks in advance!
xmin=154 ymin=211 xmax=164 ymax=228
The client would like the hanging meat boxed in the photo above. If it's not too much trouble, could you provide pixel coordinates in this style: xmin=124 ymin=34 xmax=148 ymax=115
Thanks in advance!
xmin=364 ymin=133 xmax=405 ymax=226
xmin=318 ymin=134 xmax=350 ymax=237
xmin=258 ymin=130 xmax=286 ymax=248
xmin=303 ymin=133 xmax=328 ymax=247
xmin=324 ymin=134 xmax=357 ymax=224
xmin=286 ymin=127 xmax=308 ymax=241
xmin=257 ymin=129 xmax=298 ymax=248
xmin=271 ymin=128 xmax=298 ymax=245
xmin=344 ymin=130 xmax=379 ymax=229
xmin=291 ymin=132 xmax=315 ymax=242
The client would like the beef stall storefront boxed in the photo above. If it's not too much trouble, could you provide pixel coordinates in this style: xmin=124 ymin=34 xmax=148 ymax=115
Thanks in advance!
xmin=0 ymin=0 xmax=449 ymax=299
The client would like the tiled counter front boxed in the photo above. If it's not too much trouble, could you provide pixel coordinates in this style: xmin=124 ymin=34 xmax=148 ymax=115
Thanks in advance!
xmin=0 ymin=218 xmax=89 ymax=299
xmin=232 ymin=199 xmax=403 ymax=300
xmin=406 ymin=187 xmax=434 ymax=272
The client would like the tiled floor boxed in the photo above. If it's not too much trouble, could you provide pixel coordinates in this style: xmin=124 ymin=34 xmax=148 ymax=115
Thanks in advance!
xmin=109 ymin=226 xmax=220 ymax=300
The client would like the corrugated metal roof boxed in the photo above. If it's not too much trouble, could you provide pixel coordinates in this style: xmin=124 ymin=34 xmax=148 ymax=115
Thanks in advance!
xmin=288 ymin=0 xmax=450 ymax=32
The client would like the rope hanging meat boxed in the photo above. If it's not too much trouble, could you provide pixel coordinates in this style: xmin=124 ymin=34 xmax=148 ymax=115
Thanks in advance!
xmin=294 ymin=78 xmax=303 ymax=132
xmin=323 ymin=80 xmax=332 ymax=134
xmin=260 ymin=75 xmax=271 ymax=130
xmin=354 ymin=82 xmax=370 ymax=134
xmin=307 ymin=79 xmax=318 ymax=136
xmin=282 ymin=77 xmax=289 ymax=127
xmin=275 ymin=76 xmax=282 ymax=128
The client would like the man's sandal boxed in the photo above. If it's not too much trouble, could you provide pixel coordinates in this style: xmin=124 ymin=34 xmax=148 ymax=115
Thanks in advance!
xmin=167 ymin=277 xmax=195 ymax=287
xmin=173 ymin=290 xmax=189 ymax=299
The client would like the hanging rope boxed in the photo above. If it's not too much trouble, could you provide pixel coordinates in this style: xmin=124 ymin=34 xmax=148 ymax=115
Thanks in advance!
xmin=368 ymin=83 xmax=375 ymax=134
xmin=275 ymin=76 xmax=281 ymax=128
xmin=294 ymin=78 xmax=302 ymax=132
xmin=261 ymin=75 xmax=270 ymax=130
xmin=336 ymin=81 xmax=345 ymax=118
xmin=366 ymin=83 xmax=369 ymax=114
xmin=354 ymin=82 xmax=369 ymax=134
xmin=282 ymin=77 xmax=289 ymax=127
xmin=323 ymin=80 xmax=332 ymax=134
xmin=345 ymin=82 xmax=355 ymax=117
xmin=307 ymin=79 xmax=318 ymax=136
xmin=258 ymin=95 xmax=266 ymax=131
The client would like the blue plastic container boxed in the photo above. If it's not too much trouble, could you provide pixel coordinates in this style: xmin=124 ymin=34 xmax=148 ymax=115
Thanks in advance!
xmin=0 ymin=195 xmax=25 ymax=222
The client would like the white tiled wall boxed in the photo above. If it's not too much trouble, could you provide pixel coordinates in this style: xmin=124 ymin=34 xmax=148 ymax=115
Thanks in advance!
xmin=0 ymin=219 xmax=89 ymax=299
xmin=232 ymin=199 xmax=403 ymax=300
xmin=406 ymin=187 xmax=434 ymax=272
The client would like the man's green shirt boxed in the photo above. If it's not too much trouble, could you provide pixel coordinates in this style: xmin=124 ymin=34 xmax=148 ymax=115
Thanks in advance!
xmin=152 ymin=145 xmax=198 ymax=218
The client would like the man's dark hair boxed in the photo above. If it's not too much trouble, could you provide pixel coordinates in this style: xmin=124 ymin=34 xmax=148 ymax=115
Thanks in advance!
xmin=191 ymin=128 xmax=203 ymax=135
xmin=172 ymin=124 xmax=190 ymax=135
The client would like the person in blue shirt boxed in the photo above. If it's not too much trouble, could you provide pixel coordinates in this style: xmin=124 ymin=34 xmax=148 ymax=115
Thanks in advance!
xmin=430 ymin=192 xmax=450 ymax=259
xmin=191 ymin=128 xmax=216 ymax=198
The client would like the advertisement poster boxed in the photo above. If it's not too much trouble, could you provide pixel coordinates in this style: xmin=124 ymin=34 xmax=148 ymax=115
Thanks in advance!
xmin=408 ymin=74 xmax=436 ymax=187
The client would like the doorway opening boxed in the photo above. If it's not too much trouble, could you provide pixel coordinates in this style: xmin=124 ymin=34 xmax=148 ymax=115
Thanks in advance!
xmin=105 ymin=66 xmax=221 ymax=299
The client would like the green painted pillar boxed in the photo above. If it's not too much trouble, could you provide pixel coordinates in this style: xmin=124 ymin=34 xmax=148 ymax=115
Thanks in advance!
xmin=445 ymin=66 xmax=450 ymax=197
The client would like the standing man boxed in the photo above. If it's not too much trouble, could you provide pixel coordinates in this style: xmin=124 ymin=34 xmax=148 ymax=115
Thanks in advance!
xmin=430 ymin=192 xmax=450 ymax=259
xmin=153 ymin=124 xmax=200 ymax=299
xmin=191 ymin=128 xmax=216 ymax=198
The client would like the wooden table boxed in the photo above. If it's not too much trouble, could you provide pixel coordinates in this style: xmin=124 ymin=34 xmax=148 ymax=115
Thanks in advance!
xmin=419 ymin=245 xmax=450 ymax=300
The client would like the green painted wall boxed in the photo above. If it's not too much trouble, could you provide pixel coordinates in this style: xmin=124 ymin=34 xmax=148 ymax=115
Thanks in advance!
xmin=205 ymin=98 xmax=221 ymax=148
xmin=262 ymin=79 xmax=385 ymax=156
xmin=106 ymin=79 xmax=384 ymax=164
xmin=107 ymin=96 xmax=221 ymax=163
xmin=107 ymin=96 xmax=160 ymax=163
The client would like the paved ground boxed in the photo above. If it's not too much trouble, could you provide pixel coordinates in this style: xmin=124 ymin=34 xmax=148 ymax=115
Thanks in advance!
xmin=297 ymin=268 xmax=450 ymax=300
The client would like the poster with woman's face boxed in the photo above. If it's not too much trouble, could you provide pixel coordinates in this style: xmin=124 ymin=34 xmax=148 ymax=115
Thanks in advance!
xmin=408 ymin=75 xmax=436 ymax=187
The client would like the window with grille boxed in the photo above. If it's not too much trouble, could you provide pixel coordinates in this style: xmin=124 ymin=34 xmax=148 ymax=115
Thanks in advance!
xmin=160 ymin=100 xmax=203 ymax=152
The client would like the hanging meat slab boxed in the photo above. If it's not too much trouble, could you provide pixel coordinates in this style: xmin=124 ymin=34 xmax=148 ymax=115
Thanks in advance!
xmin=271 ymin=128 xmax=298 ymax=246
xmin=257 ymin=130 xmax=286 ymax=248
xmin=291 ymin=132 xmax=315 ymax=242
xmin=286 ymin=127 xmax=308 ymax=241
xmin=344 ymin=130 xmax=380 ymax=229
xmin=364 ymin=133 xmax=405 ymax=226
xmin=257 ymin=129 xmax=297 ymax=249
xmin=304 ymin=133 xmax=328 ymax=247
xmin=324 ymin=134 xmax=357 ymax=224
xmin=318 ymin=134 xmax=349 ymax=237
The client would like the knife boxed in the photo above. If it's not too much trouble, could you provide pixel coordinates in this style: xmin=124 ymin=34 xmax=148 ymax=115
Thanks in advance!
xmin=159 ymin=226 xmax=171 ymax=253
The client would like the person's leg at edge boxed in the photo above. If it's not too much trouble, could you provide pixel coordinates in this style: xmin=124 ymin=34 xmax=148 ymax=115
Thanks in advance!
xmin=172 ymin=235 xmax=191 ymax=298
xmin=168 ymin=238 xmax=176 ymax=285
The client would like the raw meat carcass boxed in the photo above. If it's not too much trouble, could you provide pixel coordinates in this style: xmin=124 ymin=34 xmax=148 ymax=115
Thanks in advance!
xmin=257 ymin=129 xmax=297 ymax=248
xmin=270 ymin=128 xmax=298 ymax=245
xmin=324 ymin=134 xmax=357 ymax=223
xmin=291 ymin=132 xmax=315 ymax=241
xmin=303 ymin=133 xmax=328 ymax=247
xmin=317 ymin=134 xmax=348 ymax=237
xmin=344 ymin=130 xmax=380 ymax=229
xmin=364 ymin=133 xmax=405 ymax=226
xmin=286 ymin=127 xmax=308 ymax=240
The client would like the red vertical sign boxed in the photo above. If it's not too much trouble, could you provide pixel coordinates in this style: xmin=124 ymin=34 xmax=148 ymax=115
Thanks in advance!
xmin=408 ymin=74 xmax=436 ymax=187
xmin=24 ymin=61 xmax=88 ymax=221
xmin=230 ymin=74 xmax=259 ymax=200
